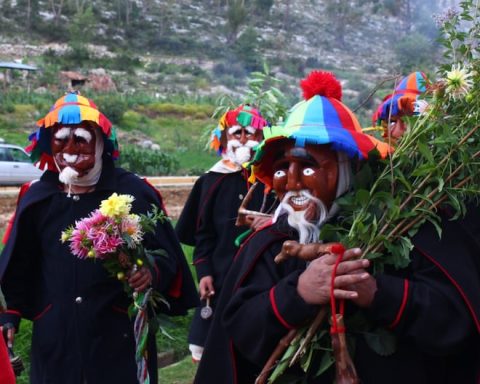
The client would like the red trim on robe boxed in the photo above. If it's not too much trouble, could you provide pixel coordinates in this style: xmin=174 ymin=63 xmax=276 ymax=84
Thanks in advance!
xmin=168 ymin=267 xmax=183 ymax=299
xmin=269 ymin=287 xmax=294 ymax=330
xmin=33 ymin=304 xmax=52 ymax=321
xmin=388 ymin=279 xmax=409 ymax=329
xmin=229 ymin=339 xmax=239 ymax=384
xmin=2 ymin=181 xmax=33 ymax=245
xmin=4 ymin=310 xmax=21 ymax=317
xmin=141 ymin=178 xmax=169 ymax=216
xmin=416 ymin=246 xmax=480 ymax=333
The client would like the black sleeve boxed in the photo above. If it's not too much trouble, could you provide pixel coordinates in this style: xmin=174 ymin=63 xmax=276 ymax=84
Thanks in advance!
xmin=175 ymin=178 xmax=205 ymax=246
xmin=368 ymin=252 xmax=476 ymax=355
xmin=222 ymin=241 xmax=318 ymax=365
xmin=190 ymin=189 xmax=218 ymax=281
xmin=0 ymin=205 xmax=40 ymax=330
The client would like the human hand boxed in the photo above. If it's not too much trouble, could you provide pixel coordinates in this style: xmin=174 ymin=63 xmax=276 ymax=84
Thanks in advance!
xmin=346 ymin=269 xmax=377 ymax=308
xmin=127 ymin=266 xmax=152 ymax=292
xmin=297 ymin=247 xmax=370 ymax=305
xmin=199 ymin=276 xmax=215 ymax=300
xmin=1 ymin=323 xmax=15 ymax=348
xmin=245 ymin=215 xmax=271 ymax=231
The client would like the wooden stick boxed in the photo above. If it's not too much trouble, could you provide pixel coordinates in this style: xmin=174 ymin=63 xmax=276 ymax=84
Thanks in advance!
xmin=330 ymin=314 xmax=359 ymax=384
xmin=255 ymin=329 xmax=298 ymax=384
xmin=288 ymin=307 xmax=328 ymax=367
xmin=236 ymin=182 xmax=273 ymax=226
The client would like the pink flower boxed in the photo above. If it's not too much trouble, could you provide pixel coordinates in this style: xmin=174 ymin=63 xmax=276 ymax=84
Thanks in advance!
xmin=67 ymin=210 xmax=125 ymax=259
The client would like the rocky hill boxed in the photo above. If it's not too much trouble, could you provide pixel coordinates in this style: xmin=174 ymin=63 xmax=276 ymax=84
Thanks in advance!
xmin=0 ymin=0 xmax=449 ymax=104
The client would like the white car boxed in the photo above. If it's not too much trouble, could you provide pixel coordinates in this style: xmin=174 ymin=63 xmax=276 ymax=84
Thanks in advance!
xmin=0 ymin=144 xmax=44 ymax=185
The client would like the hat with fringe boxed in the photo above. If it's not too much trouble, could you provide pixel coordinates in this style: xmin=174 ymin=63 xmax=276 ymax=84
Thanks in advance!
xmin=248 ymin=71 xmax=392 ymax=189
xmin=210 ymin=104 xmax=268 ymax=155
xmin=26 ymin=92 xmax=119 ymax=172
xmin=372 ymin=71 xmax=429 ymax=126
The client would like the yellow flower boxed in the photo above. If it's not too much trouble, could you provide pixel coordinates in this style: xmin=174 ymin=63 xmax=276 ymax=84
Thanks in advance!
xmin=100 ymin=193 xmax=135 ymax=218
xmin=60 ymin=231 xmax=70 ymax=243
xmin=117 ymin=272 xmax=125 ymax=280
xmin=87 ymin=250 xmax=95 ymax=258
xmin=136 ymin=259 xmax=144 ymax=266
xmin=444 ymin=64 xmax=473 ymax=100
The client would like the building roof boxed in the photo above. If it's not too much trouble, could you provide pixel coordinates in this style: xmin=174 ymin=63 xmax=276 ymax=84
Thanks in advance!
xmin=0 ymin=62 xmax=37 ymax=71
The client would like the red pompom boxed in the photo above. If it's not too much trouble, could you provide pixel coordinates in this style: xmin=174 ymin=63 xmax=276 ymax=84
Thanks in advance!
xmin=300 ymin=71 xmax=342 ymax=101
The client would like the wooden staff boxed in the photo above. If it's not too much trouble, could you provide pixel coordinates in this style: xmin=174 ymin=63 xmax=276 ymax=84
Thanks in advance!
xmin=255 ymin=329 xmax=298 ymax=384
xmin=256 ymin=241 xmax=346 ymax=383
xmin=330 ymin=314 xmax=359 ymax=384
xmin=236 ymin=182 xmax=272 ymax=227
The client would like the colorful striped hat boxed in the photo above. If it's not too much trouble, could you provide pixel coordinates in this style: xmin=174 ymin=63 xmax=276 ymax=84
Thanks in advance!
xmin=372 ymin=71 xmax=429 ymax=126
xmin=210 ymin=104 xmax=268 ymax=155
xmin=248 ymin=71 xmax=392 ymax=188
xmin=26 ymin=93 xmax=119 ymax=171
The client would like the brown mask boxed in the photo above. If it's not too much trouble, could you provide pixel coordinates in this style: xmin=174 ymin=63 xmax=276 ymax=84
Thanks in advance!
xmin=51 ymin=124 xmax=97 ymax=177
xmin=272 ymin=143 xmax=338 ymax=221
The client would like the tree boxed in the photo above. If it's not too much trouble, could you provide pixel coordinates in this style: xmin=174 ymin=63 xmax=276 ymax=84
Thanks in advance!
xmin=226 ymin=0 xmax=248 ymax=45
xmin=325 ymin=0 xmax=366 ymax=48
xmin=49 ymin=0 xmax=65 ymax=25
xmin=255 ymin=0 xmax=274 ymax=13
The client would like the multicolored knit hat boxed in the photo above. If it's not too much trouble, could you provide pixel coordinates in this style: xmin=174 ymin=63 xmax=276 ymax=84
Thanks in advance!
xmin=210 ymin=104 xmax=268 ymax=155
xmin=26 ymin=92 xmax=119 ymax=171
xmin=248 ymin=71 xmax=392 ymax=189
xmin=372 ymin=71 xmax=429 ymax=126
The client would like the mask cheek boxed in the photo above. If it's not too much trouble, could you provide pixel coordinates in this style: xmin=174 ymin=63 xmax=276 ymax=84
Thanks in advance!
xmin=73 ymin=154 xmax=96 ymax=174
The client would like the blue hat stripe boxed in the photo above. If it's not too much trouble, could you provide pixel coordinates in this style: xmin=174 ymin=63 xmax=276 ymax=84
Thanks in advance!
xmin=292 ymin=98 xmax=328 ymax=147
xmin=57 ymin=104 xmax=82 ymax=124
xmin=64 ymin=93 xmax=79 ymax=103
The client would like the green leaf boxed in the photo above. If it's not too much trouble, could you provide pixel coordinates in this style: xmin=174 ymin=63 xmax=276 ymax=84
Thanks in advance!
xmin=363 ymin=328 xmax=397 ymax=356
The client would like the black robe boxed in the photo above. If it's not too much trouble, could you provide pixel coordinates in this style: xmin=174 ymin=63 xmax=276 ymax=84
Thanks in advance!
xmin=0 ymin=158 xmax=199 ymax=384
xmin=175 ymin=170 xmax=274 ymax=346
xmin=195 ymin=208 xmax=480 ymax=384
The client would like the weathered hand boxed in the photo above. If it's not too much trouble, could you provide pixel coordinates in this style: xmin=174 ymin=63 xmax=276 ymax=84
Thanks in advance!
xmin=346 ymin=269 xmax=378 ymax=308
xmin=245 ymin=215 xmax=271 ymax=231
xmin=199 ymin=276 xmax=215 ymax=300
xmin=297 ymin=247 xmax=370 ymax=305
xmin=127 ymin=266 xmax=152 ymax=292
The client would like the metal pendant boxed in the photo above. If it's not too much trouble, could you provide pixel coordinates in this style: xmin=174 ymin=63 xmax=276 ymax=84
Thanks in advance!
xmin=200 ymin=297 xmax=213 ymax=319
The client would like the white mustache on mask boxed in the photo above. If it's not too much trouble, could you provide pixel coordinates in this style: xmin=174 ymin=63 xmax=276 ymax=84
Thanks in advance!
xmin=273 ymin=190 xmax=329 ymax=244
xmin=226 ymin=139 xmax=259 ymax=165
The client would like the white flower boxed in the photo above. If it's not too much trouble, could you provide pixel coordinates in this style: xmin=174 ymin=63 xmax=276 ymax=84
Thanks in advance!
xmin=444 ymin=64 xmax=474 ymax=100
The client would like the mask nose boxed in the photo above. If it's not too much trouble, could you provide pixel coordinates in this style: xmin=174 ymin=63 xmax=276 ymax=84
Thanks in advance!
xmin=285 ymin=162 xmax=302 ymax=191
xmin=239 ymin=130 xmax=248 ymax=145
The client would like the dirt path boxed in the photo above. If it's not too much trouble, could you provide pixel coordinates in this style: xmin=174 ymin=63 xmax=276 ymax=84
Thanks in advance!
xmin=0 ymin=177 xmax=197 ymax=234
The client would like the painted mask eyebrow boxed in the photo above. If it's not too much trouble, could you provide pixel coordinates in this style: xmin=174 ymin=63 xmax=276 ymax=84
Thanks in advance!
xmin=228 ymin=125 xmax=242 ymax=135
xmin=55 ymin=127 xmax=71 ymax=139
xmin=74 ymin=127 xmax=92 ymax=142
xmin=274 ymin=146 xmax=316 ymax=164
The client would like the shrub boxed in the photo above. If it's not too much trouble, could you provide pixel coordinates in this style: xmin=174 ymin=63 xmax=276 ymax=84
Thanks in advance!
xmin=393 ymin=33 xmax=438 ymax=73
xmin=95 ymin=95 xmax=128 ymax=125
xmin=120 ymin=110 xmax=145 ymax=131
xmin=117 ymin=145 xmax=179 ymax=176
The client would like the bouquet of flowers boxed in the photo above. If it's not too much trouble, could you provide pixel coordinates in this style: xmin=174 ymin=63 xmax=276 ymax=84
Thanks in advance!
xmin=61 ymin=192 xmax=168 ymax=384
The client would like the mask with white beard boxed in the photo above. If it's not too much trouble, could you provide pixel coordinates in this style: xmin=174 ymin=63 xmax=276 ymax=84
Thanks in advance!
xmin=55 ymin=128 xmax=104 ymax=195
xmin=225 ymin=138 xmax=259 ymax=166
xmin=273 ymin=190 xmax=330 ymax=244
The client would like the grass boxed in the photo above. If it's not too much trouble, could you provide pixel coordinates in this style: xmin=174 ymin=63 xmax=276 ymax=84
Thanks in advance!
xmin=159 ymin=356 xmax=198 ymax=384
